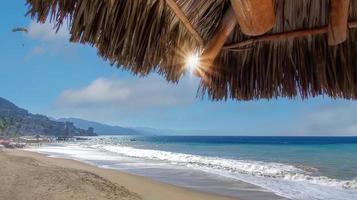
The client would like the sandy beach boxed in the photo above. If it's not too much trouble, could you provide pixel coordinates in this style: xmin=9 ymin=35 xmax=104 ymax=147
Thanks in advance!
xmin=0 ymin=149 xmax=238 ymax=200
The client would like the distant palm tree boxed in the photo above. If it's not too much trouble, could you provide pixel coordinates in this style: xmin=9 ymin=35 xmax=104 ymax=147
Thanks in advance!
xmin=0 ymin=118 xmax=8 ymax=135
xmin=0 ymin=117 xmax=15 ymax=136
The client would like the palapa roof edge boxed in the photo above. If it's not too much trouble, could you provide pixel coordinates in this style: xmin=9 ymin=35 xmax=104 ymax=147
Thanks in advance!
xmin=26 ymin=0 xmax=357 ymax=101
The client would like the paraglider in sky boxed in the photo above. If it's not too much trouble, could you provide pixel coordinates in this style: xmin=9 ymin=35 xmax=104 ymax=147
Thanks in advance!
xmin=12 ymin=27 xmax=28 ymax=33
xmin=12 ymin=27 xmax=28 ymax=47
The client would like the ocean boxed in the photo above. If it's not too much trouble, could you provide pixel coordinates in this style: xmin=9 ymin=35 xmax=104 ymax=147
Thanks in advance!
xmin=27 ymin=136 xmax=357 ymax=200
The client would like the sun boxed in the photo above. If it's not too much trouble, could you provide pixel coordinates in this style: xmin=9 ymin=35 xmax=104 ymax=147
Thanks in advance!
xmin=186 ymin=53 xmax=200 ymax=73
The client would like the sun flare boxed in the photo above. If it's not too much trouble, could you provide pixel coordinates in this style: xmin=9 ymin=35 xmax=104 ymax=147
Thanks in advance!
xmin=186 ymin=53 xmax=200 ymax=73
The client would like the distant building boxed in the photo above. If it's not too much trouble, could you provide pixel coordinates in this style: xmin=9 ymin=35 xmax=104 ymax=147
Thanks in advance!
xmin=87 ymin=127 xmax=94 ymax=135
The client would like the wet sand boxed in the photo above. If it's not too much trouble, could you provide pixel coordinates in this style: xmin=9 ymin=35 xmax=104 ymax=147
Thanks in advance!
xmin=0 ymin=149 xmax=238 ymax=200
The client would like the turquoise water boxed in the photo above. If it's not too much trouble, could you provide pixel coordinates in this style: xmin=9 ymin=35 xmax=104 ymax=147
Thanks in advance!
xmin=121 ymin=136 xmax=357 ymax=180
xmin=130 ymin=136 xmax=357 ymax=180
xmin=29 ymin=136 xmax=357 ymax=200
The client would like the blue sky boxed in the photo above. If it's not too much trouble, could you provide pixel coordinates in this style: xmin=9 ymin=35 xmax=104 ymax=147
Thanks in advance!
xmin=1 ymin=1 xmax=357 ymax=136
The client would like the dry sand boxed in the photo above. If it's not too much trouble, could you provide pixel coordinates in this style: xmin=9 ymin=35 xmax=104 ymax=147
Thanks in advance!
xmin=0 ymin=149 xmax=238 ymax=200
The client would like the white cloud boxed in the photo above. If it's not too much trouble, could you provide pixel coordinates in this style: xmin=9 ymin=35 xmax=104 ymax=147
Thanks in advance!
xmin=57 ymin=78 xmax=131 ymax=106
xmin=294 ymin=101 xmax=357 ymax=136
xmin=28 ymin=45 xmax=45 ymax=56
xmin=50 ymin=75 xmax=198 ymax=125
xmin=27 ymin=21 xmax=69 ymax=41
xmin=56 ymin=76 xmax=197 ymax=109
xmin=25 ymin=21 xmax=76 ymax=58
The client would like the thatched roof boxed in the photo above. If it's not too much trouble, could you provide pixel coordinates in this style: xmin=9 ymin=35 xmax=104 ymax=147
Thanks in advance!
xmin=26 ymin=0 xmax=357 ymax=100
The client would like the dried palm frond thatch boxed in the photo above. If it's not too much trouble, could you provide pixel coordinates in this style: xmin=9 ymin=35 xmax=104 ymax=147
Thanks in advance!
xmin=26 ymin=0 xmax=357 ymax=100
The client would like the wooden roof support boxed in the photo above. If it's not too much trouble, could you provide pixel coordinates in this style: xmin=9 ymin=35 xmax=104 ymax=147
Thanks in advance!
xmin=328 ymin=0 xmax=350 ymax=45
xmin=199 ymin=0 xmax=276 ymax=68
xmin=165 ymin=0 xmax=204 ymax=46
xmin=349 ymin=21 xmax=357 ymax=28
xmin=200 ymin=7 xmax=237 ymax=68
xmin=224 ymin=20 xmax=357 ymax=50
xmin=230 ymin=0 xmax=276 ymax=36
xmin=224 ymin=27 xmax=328 ymax=49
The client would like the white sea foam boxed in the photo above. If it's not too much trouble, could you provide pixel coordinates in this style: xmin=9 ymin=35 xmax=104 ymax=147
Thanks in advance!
xmin=98 ymin=145 xmax=357 ymax=189
xmin=94 ymin=144 xmax=357 ymax=200
xmin=29 ymin=143 xmax=357 ymax=200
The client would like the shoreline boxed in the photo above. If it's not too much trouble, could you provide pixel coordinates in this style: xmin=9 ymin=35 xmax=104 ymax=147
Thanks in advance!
xmin=0 ymin=149 xmax=239 ymax=200
xmin=24 ymin=144 xmax=288 ymax=200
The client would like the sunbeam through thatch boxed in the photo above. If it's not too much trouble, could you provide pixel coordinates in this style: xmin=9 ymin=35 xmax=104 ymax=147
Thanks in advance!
xmin=26 ymin=0 xmax=357 ymax=101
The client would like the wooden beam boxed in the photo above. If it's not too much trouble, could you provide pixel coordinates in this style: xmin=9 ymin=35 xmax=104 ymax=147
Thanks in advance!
xmin=165 ymin=0 xmax=204 ymax=46
xmin=230 ymin=0 xmax=276 ymax=36
xmin=224 ymin=20 xmax=357 ymax=50
xmin=224 ymin=27 xmax=327 ymax=49
xmin=201 ymin=7 xmax=236 ymax=67
xmin=349 ymin=21 xmax=357 ymax=28
xmin=328 ymin=0 xmax=350 ymax=45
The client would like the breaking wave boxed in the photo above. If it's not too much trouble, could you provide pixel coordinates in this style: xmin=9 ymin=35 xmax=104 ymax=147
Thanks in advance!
xmin=98 ymin=145 xmax=357 ymax=190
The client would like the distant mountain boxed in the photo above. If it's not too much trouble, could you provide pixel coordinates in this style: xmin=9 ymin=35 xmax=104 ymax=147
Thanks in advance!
xmin=132 ymin=127 xmax=174 ymax=135
xmin=0 ymin=97 xmax=96 ymax=137
xmin=58 ymin=118 xmax=141 ymax=135
xmin=131 ymin=127 xmax=204 ymax=135
xmin=132 ymin=127 xmax=240 ymax=136
xmin=0 ymin=97 xmax=26 ymax=112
